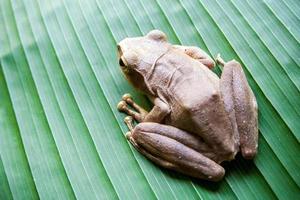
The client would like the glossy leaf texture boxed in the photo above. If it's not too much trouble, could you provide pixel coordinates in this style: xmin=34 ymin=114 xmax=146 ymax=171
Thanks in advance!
xmin=0 ymin=0 xmax=299 ymax=199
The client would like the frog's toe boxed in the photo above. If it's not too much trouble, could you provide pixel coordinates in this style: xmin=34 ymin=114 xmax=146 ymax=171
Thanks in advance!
xmin=241 ymin=147 xmax=257 ymax=160
xmin=122 ymin=93 xmax=137 ymax=107
xmin=117 ymin=100 xmax=127 ymax=111
xmin=125 ymin=131 xmax=132 ymax=140
xmin=124 ymin=116 xmax=133 ymax=126
xmin=124 ymin=116 xmax=135 ymax=131
xmin=124 ymin=115 xmax=133 ymax=123
xmin=125 ymin=130 xmax=138 ymax=146
xmin=122 ymin=93 xmax=132 ymax=102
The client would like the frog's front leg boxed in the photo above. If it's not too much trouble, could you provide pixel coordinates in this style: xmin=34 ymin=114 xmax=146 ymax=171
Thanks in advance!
xmin=124 ymin=116 xmax=225 ymax=181
xmin=117 ymin=94 xmax=170 ymax=123
xmin=173 ymin=45 xmax=215 ymax=69
xmin=117 ymin=94 xmax=148 ymax=122
xmin=216 ymin=55 xmax=258 ymax=159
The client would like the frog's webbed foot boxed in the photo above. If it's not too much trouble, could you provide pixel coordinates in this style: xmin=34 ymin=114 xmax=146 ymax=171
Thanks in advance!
xmin=217 ymin=54 xmax=258 ymax=159
xmin=126 ymin=122 xmax=225 ymax=181
xmin=117 ymin=93 xmax=148 ymax=122
xmin=173 ymin=45 xmax=215 ymax=69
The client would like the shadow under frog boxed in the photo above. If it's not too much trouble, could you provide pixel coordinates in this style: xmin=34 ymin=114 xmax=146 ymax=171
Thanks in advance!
xmin=117 ymin=30 xmax=258 ymax=182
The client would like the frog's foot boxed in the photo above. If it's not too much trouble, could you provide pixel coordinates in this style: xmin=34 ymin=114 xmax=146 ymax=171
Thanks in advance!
xmin=117 ymin=93 xmax=148 ymax=122
xmin=127 ymin=122 xmax=225 ymax=181
xmin=218 ymin=54 xmax=258 ymax=159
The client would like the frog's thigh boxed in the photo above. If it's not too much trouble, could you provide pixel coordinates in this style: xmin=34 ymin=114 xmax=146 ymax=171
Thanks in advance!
xmin=173 ymin=45 xmax=215 ymax=69
xmin=220 ymin=60 xmax=258 ymax=159
xmin=127 ymin=122 xmax=225 ymax=181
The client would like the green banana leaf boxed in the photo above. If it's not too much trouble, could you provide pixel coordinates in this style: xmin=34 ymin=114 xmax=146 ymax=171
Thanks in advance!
xmin=0 ymin=0 xmax=299 ymax=199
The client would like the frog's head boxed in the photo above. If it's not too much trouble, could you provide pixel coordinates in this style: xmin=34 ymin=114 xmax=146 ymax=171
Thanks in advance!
xmin=117 ymin=30 xmax=169 ymax=92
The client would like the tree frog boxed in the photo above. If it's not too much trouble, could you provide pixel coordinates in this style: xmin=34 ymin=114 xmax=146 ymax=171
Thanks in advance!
xmin=117 ymin=30 xmax=258 ymax=181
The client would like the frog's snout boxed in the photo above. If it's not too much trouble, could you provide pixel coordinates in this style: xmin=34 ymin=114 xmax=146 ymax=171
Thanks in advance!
xmin=117 ymin=44 xmax=123 ymax=59
xmin=117 ymin=44 xmax=122 ymax=54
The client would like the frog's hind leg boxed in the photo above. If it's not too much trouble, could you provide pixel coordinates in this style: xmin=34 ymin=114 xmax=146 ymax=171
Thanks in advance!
xmin=117 ymin=93 xmax=148 ymax=122
xmin=216 ymin=54 xmax=258 ymax=159
xmin=125 ymin=121 xmax=225 ymax=181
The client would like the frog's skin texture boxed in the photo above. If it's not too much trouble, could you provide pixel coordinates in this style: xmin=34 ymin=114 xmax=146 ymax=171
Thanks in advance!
xmin=117 ymin=30 xmax=258 ymax=182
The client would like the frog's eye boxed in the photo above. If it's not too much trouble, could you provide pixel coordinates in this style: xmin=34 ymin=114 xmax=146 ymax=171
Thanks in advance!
xmin=119 ymin=58 xmax=124 ymax=66
xmin=119 ymin=57 xmax=127 ymax=67
xmin=147 ymin=29 xmax=167 ymax=42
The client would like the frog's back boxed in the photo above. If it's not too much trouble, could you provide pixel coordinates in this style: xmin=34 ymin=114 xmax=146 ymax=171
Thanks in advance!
xmin=157 ymin=53 xmax=236 ymax=159
xmin=161 ymin=50 xmax=221 ymax=111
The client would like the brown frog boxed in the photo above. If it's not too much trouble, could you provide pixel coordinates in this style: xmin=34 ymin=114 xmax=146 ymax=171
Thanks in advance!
xmin=117 ymin=30 xmax=258 ymax=181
